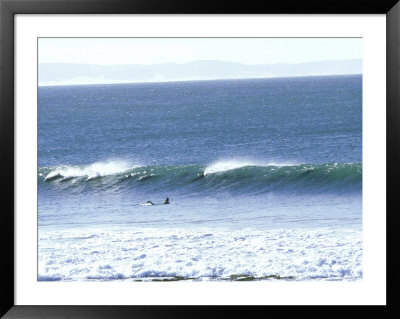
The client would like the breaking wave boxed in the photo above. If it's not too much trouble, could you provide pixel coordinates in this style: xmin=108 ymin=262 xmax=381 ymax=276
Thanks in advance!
xmin=38 ymin=160 xmax=361 ymax=195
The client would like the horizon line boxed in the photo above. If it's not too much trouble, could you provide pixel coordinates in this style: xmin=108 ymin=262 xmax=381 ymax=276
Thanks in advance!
xmin=38 ymin=73 xmax=362 ymax=88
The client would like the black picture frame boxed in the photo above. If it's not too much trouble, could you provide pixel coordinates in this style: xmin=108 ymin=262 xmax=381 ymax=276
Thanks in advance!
xmin=1 ymin=0 xmax=399 ymax=318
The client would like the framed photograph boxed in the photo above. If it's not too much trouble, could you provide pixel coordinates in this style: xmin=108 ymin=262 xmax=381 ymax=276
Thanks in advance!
xmin=1 ymin=0 xmax=399 ymax=318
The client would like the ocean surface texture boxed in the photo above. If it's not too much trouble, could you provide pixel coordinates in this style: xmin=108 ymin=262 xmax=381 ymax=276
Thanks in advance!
xmin=38 ymin=75 xmax=362 ymax=281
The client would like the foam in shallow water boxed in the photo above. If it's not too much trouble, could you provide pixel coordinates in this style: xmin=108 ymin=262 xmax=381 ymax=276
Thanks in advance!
xmin=38 ymin=227 xmax=362 ymax=281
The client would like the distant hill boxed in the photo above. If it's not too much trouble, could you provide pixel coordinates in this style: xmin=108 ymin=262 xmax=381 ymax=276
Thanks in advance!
xmin=39 ymin=59 xmax=362 ymax=86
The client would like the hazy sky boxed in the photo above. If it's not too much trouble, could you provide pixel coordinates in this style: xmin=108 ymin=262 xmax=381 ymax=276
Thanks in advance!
xmin=39 ymin=38 xmax=362 ymax=65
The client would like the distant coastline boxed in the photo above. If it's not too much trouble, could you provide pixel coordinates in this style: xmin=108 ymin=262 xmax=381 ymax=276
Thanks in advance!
xmin=39 ymin=59 xmax=362 ymax=87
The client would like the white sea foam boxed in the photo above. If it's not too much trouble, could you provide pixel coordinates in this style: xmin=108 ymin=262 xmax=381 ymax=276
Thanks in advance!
xmin=44 ymin=160 xmax=139 ymax=181
xmin=204 ymin=160 xmax=260 ymax=175
xmin=38 ymin=227 xmax=362 ymax=281
xmin=203 ymin=159 xmax=298 ymax=175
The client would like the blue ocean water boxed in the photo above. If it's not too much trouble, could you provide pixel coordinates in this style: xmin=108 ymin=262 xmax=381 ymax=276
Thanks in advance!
xmin=38 ymin=75 xmax=363 ymax=281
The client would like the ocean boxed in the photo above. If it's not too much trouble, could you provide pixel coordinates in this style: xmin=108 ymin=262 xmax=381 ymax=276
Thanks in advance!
xmin=38 ymin=75 xmax=362 ymax=281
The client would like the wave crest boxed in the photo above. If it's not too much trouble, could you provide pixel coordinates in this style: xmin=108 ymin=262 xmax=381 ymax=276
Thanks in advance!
xmin=204 ymin=160 xmax=259 ymax=175
xmin=43 ymin=160 xmax=139 ymax=181
xmin=204 ymin=159 xmax=297 ymax=175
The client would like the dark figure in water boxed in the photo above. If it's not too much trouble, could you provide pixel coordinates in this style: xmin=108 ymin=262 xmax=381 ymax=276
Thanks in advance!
xmin=146 ymin=198 xmax=169 ymax=205
xmin=193 ymin=171 xmax=205 ymax=181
